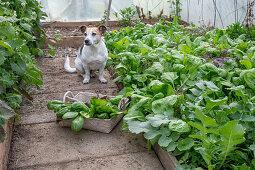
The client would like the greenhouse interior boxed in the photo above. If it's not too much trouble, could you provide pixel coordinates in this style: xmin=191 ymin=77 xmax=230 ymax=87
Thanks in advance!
xmin=0 ymin=0 xmax=255 ymax=169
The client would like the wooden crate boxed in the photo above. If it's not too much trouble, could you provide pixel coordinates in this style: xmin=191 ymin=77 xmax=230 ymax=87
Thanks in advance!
xmin=57 ymin=91 xmax=128 ymax=133
xmin=57 ymin=114 xmax=123 ymax=133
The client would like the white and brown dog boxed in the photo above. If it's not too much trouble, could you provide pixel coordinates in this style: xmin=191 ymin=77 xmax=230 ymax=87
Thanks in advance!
xmin=64 ymin=25 xmax=108 ymax=84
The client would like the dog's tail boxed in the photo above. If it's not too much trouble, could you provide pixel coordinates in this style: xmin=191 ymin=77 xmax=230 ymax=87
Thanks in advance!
xmin=64 ymin=55 xmax=76 ymax=73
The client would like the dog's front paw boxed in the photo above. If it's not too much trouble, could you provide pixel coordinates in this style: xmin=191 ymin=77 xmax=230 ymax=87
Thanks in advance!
xmin=99 ymin=78 xmax=107 ymax=84
xmin=83 ymin=79 xmax=90 ymax=84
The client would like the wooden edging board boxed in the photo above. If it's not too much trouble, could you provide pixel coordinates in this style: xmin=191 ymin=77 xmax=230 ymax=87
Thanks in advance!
xmin=153 ymin=143 xmax=178 ymax=170
xmin=43 ymin=36 xmax=84 ymax=49
xmin=0 ymin=120 xmax=14 ymax=170
xmin=42 ymin=18 xmax=176 ymax=28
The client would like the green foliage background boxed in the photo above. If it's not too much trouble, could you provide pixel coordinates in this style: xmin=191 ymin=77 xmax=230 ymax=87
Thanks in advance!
xmin=0 ymin=0 xmax=46 ymax=142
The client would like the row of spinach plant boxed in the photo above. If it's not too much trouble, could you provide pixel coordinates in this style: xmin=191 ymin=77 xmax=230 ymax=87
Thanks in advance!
xmin=0 ymin=0 xmax=46 ymax=142
xmin=105 ymin=18 xmax=255 ymax=169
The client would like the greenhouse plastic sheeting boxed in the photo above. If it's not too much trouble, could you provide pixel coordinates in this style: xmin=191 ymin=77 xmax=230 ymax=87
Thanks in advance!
xmin=180 ymin=0 xmax=255 ymax=28
xmin=39 ymin=0 xmax=255 ymax=29
xmin=38 ymin=0 xmax=133 ymax=22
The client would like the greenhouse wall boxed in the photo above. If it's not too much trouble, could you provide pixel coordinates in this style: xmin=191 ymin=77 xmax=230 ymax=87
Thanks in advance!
xmin=39 ymin=0 xmax=255 ymax=28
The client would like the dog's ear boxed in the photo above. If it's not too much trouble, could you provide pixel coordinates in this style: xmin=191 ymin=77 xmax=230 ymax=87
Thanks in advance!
xmin=80 ymin=26 xmax=87 ymax=33
xmin=98 ymin=25 xmax=107 ymax=35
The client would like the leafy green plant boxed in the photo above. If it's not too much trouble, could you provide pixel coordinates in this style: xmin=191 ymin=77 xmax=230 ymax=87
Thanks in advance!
xmin=168 ymin=0 xmax=182 ymax=17
xmin=226 ymin=23 xmax=255 ymax=41
xmin=47 ymin=96 xmax=124 ymax=132
xmin=97 ymin=10 xmax=108 ymax=26
xmin=47 ymin=29 xmax=63 ymax=56
xmin=105 ymin=19 xmax=255 ymax=169
xmin=0 ymin=0 xmax=46 ymax=142
xmin=114 ymin=7 xmax=136 ymax=27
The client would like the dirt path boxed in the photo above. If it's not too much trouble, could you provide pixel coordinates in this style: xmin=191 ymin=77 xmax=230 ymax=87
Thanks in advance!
xmin=7 ymin=47 xmax=164 ymax=170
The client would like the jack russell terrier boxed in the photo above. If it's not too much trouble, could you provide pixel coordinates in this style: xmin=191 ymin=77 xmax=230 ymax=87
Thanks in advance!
xmin=64 ymin=25 xmax=108 ymax=84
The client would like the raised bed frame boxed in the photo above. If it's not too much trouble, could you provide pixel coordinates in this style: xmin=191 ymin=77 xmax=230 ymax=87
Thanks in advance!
xmin=0 ymin=121 xmax=13 ymax=170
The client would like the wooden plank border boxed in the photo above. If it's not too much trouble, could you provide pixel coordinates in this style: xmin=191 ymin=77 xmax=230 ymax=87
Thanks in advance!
xmin=42 ymin=18 xmax=180 ymax=28
xmin=0 ymin=120 xmax=14 ymax=170
xmin=153 ymin=143 xmax=178 ymax=170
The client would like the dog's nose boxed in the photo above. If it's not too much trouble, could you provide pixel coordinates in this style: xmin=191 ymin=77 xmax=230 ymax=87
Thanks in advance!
xmin=85 ymin=39 xmax=90 ymax=44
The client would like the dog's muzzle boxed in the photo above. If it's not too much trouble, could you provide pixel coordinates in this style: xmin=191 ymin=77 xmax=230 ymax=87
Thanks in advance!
xmin=85 ymin=39 xmax=92 ymax=46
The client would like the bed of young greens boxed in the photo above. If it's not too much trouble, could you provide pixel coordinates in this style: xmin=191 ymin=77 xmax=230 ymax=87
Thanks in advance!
xmin=47 ymin=96 xmax=124 ymax=132
xmin=104 ymin=18 xmax=255 ymax=169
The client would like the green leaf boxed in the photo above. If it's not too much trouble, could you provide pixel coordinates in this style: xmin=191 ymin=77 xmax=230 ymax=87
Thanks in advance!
xmin=172 ymin=64 xmax=185 ymax=72
xmin=124 ymin=97 xmax=150 ymax=121
xmin=21 ymin=23 xmax=32 ymax=32
xmin=196 ymin=147 xmax=212 ymax=167
xmin=11 ymin=58 xmax=26 ymax=75
xmin=127 ymin=120 xmax=153 ymax=134
xmin=200 ymin=63 xmax=219 ymax=73
xmin=152 ymin=95 xmax=178 ymax=115
xmin=249 ymin=144 xmax=255 ymax=157
xmin=71 ymin=116 xmax=84 ymax=132
xmin=161 ymin=72 xmax=179 ymax=84
xmin=71 ymin=101 xmax=90 ymax=112
xmin=145 ymin=62 xmax=164 ymax=75
xmin=56 ymin=106 xmax=71 ymax=117
xmin=80 ymin=111 xmax=90 ymax=118
xmin=144 ymin=130 xmax=161 ymax=140
xmin=168 ymin=120 xmax=190 ymax=133
xmin=0 ymin=24 xmax=15 ymax=39
xmin=166 ymin=141 xmax=178 ymax=152
xmin=205 ymin=97 xmax=228 ymax=111
xmin=0 ymin=40 xmax=13 ymax=54
xmin=0 ymin=56 xmax=5 ymax=66
xmin=7 ymin=39 xmax=24 ymax=49
xmin=196 ymin=82 xmax=205 ymax=90
xmin=244 ymin=72 xmax=255 ymax=90
xmin=177 ymin=138 xmax=194 ymax=151
xmin=240 ymin=60 xmax=252 ymax=69
xmin=62 ymin=112 xmax=79 ymax=120
xmin=195 ymin=109 xmax=218 ymax=127
xmin=204 ymin=81 xmax=220 ymax=91
xmin=0 ymin=100 xmax=16 ymax=119
xmin=219 ymin=120 xmax=245 ymax=141
xmin=170 ymin=132 xmax=180 ymax=141
xmin=158 ymin=135 xmax=172 ymax=147
xmin=219 ymin=120 xmax=245 ymax=167
xmin=147 ymin=114 xmax=169 ymax=127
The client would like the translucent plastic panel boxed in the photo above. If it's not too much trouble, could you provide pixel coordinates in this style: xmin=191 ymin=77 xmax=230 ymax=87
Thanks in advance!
xmin=39 ymin=0 xmax=133 ymax=22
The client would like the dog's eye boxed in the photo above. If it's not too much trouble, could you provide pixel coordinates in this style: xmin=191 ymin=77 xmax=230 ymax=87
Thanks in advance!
xmin=92 ymin=32 xmax=97 ymax=36
xmin=84 ymin=32 xmax=87 ymax=36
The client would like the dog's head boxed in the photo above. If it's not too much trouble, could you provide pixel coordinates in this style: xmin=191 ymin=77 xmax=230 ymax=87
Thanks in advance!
xmin=80 ymin=25 xmax=107 ymax=46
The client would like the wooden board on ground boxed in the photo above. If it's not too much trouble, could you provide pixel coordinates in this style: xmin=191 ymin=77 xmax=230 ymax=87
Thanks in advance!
xmin=0 ymin=120 xmax=13 ymax=170
xmin=153 ymin=143 xmax=178 ymax=170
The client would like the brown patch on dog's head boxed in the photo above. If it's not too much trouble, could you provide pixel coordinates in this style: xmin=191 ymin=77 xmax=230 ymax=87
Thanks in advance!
xmin=80 ymin=26 xmax=87 ymax=33
xmin=98 ymin=25 xmax=107 ymax=35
